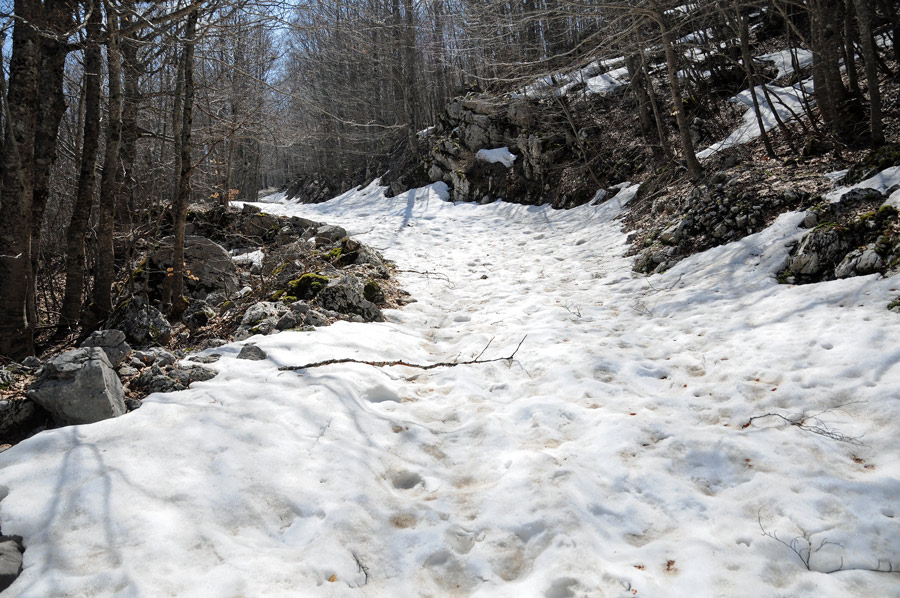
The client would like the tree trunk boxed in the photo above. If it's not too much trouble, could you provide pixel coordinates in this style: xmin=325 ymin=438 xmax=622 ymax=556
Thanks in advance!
xmin=118 ymin=0 xmax=140 ymax=231
xmin=651 ymin=6 xmax=703 ymax=178
xmin=60 ymin=3 xmax=103 ymax=331
xmin=0 ymin=0 xmax=41 ymax=359
xmin=169 ymin=8 xmax=198 ymax=317
xmin=810 ymin=0 xmax=849 ymax=135
xmin=90 ymin=1 xmax=124 ymax=320
xmin=29 ymin=0 xmax=72 ymax=333
xmin=853 ymin=0 xmax=884 ymax=147
xmin=738 ymin=10 xmax=776 ymax=158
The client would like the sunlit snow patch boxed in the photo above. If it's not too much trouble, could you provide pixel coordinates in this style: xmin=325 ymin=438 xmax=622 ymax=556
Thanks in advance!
xmin=475 ymin=147 xmax=517 ymax=168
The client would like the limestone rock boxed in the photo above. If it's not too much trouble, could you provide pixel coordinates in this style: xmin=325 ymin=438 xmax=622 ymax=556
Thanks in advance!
xmin=237 ymin=345 xmax=267 ymax=361
xmin=0 ymin=536 xmax=24 ymax=592
xmin=785 ymin=226 xmax=852 ymax=278
xmin=834 ymin=245 xmax=884 ymax=279
xmin=27 ymin=348 xmax=126 ymax=426
xmin=316 ymin=276 xmax=383 ymax=322
xmin=110 ymin=300 xmax=173 ymax=346
xmin=80 ymin=329 xmax=131 ymax=367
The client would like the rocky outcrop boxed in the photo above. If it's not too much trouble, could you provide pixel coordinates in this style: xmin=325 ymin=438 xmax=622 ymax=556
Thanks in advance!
xmin=779 ymin=187 xmax=900 ymax=284
xmin=27 ymin=348 xmax=126 ymax=426
xmin=421 ymin=92 xmax=623 ymax=208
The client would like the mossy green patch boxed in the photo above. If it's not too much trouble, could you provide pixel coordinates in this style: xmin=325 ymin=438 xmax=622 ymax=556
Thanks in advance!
xmin=287 ymin=273 xmax=330 ymax=300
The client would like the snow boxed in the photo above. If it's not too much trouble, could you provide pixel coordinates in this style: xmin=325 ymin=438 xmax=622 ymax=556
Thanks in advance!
xmin=698 ymin=79 xmax=814 ymax=159
xmin=757 ymin=49 xmax=814 ymax=80
xmin=825 ymin=166 xmax=900 ymax=203
xmin=2 ymin=177 xmax=900 ymax=597
xmin=231 ymin=249 xmax=265 ymax=269
xmin=475 ymin=147 xmax=517 ymax=168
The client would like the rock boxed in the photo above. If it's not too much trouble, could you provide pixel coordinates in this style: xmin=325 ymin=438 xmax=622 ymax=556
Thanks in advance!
xmin=241 ymin=203 xmax=261 ymax=214
xmin=305 ymin=309 xmax=329 ymax=327
xmin=21 ymin=356 xmax=41 ymax=369
xmin=834 ymin=245 xmax=884 ymax=279
xmin=363 ymin=280 xmax=386 ymax=304
xmin=289 ymin=301 xmax=310 ymax=314
xmin=80 ymin=329 xmax=131 ymax=367
xmin=316 ymin=276 xmax=383 ymax=322
xmin=0 ymin=536 xmax=24 ymax=592
xmin=785 ymin=226 xmax=852 ymax=278
xmin=276 ymin=312 xmax=302 ymax=330
xmin=235 ymin=301 xmax=283 ymax=340
xmin=169 ymin=366 xmax=217 ymax=385
xmin=134 ymin=348 xmax=177 ymax=368
xmin=118 ymin=365 xmax=138 ymax=377
xmin=182 ymin=301 xmax=215 ymax=330
xmin=125 ymin=399 xmax=142 ymax=411
xmin=0 ymin=399 xmax=49 ymax=444
xmin=237 ymin=345 xmax=267 ymax=361
xmin=315 ymin=224 xmax=347 ymax=243
xmin=143 ymin=236 xmax=240 ymax=301
xmin=110 ymin=299 xmax=173 ymax=346
xmin=27 ymin=348 xmax=126 ymax=426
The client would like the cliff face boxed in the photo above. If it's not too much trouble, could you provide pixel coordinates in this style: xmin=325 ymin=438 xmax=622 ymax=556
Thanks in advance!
xmin=421 ymin=92 xmax=626 ymax=209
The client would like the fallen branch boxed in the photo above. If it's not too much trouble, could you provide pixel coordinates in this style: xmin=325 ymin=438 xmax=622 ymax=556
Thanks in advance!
xmin=742 ymin=403 xmax=863 ymax=444
xmin=278 ymin=336 xmax=526 ymax=372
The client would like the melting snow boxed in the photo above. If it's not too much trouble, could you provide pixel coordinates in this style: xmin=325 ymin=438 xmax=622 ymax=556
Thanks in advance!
xmin=1 ymin=178 xmax=899 ymax=597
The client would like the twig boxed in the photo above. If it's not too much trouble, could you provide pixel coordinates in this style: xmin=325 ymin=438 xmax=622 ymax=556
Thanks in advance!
xmin=352 ymin=552 xmax=370 ymax=585
xmin=278 ymin=336 xmax=526 ymax=372
xmin=742 ymin=403 xmax=863 ymax=445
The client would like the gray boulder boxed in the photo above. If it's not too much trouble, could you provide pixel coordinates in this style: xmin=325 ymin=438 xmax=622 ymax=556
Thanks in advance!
xmin=785 ymin=226 xmax=852 ymax=278
xmin=110 ymin=300 xmax=173 ymax=346
xmin=146 ymin=236 xmax=239 ymax=301
xmin=0 ymin=536 xmax=24 ymax=592
xmin=237 ymin=345 xmax=267 ymax=361
xmin=315 ymin=224 xmax=347 ymax=243
xmin=317 ymin=276 xmax=383 ymax=322
xmin=834 ymin=244 xmax=884 ymax=279
xmin=134 ymin=348 xmax=177 ymax=367
xmin=0 ymin=398 xmax=49 ymax=444
xmin=27 ymin=348 xmax=126 ymax=426
xmin=235 ymin=301 xmax=284 ymax=340
xmin=80 ymin=329 xmax=131 ymax=367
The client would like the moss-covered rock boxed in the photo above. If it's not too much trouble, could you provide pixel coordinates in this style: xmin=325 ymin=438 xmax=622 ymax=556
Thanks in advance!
xmin=363 ymin=280 xmax=386 ymax=304
xmin=287 ymin=273 xmax=330 ymax=300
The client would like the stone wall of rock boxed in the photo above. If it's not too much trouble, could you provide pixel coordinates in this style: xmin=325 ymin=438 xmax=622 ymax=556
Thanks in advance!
xmin=421 ymin=93 xmax=614 ymax=209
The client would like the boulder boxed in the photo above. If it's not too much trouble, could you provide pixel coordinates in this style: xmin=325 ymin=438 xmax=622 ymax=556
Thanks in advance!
xmin=27 ymin=348 xmax=126 ymax=426
xmin=110 ymin=299 xmax=173 ymax=346
xmin=834 ymin=245 xmax=884 ymax=279
xmin=315 ymin=224 xmax=347 ymax=243
xmin=80 ymin=329 xmax=131 ymax=367
xmin=234 ymin=301 xmax=284 ymax=340
xmin=316 ymin=276 xmax=383 ymax=322
xmin=784 ymin=226 xmax=852 ymax=278
xmin=237 ymin=345 xmax=267 ymax=361
xmin=144 ymin=236 xmax=239 ymax=301
xmin=133 ymin=348 xmax=177 ymax=367
xmin=0 ymin=536 xmax=24 ymax=592
xmin=182 ymin=301 xmax=215 ymax=330
xmin=0 ymin=399 xmax=50 ymax=444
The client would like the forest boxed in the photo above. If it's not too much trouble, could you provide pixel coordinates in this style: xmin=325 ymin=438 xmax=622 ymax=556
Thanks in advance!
xmin=0 ymin=0 xmax=896 ymax=361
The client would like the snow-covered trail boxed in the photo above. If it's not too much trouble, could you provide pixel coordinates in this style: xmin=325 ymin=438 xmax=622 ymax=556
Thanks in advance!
xmin=1 ymin=182 xmax=899 ymax=597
